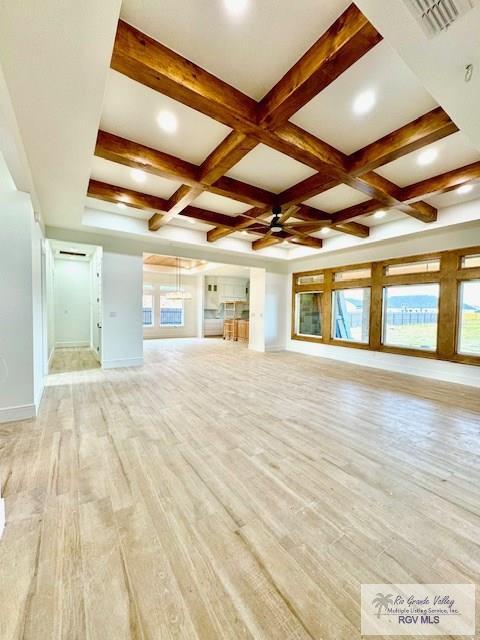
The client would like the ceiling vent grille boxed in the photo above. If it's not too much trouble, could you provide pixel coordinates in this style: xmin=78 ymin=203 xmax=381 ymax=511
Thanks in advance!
xmin=404 ymin=0 xmax=477 ymax=37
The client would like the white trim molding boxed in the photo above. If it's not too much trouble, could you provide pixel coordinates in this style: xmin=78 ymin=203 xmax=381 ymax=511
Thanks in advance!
xmin=102 ymin=357 xmax=144 ymax=369
xmin=0 ymin=403 xmax=36 ymax=424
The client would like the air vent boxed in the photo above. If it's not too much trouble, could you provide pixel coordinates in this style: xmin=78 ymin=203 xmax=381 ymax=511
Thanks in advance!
xmin=59 ymin=250 xmax=87 ymax=257
xmin=404 ymin=0 xmax=477 ymax=37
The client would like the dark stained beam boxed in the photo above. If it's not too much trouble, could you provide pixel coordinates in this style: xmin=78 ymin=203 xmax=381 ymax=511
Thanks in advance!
xmin=400 ymin=161 xmax=480 ymax=203
xmin=257 ymin=4 xmax=382 ymax=128
xmin=349 ymin=107 xmax=458 ymax=175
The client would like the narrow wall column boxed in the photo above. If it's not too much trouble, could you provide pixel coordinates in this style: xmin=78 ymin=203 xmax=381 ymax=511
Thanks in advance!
xmin=0 ymin=191 xmax=41 ymax=422
xmin=102 ymin=251 xmax=144 ymax=368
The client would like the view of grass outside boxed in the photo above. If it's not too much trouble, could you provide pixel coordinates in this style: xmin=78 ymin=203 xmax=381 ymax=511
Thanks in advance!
xmin=383 ymin=284 xmax=439 ymax=351
xmin=458 ymin=281 xmax=480 ymax=355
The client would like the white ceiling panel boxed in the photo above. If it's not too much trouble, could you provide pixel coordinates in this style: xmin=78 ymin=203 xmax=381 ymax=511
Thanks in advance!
xmin=192 ymin=191 xmax=251 ymax=216
xmin=291 ymin=41 xmax=437 ymax=154
xmin=427 ymin=187 xmax=480 ymax=209
xmin=304 ymin=183 xmax=370 ymax=212
xmin=376 ymin=131 xmax=480 ymax=187
xmin=90 ymin=156 xmax=181 ymax=199
xmin=101 ymin=70 xmax=231 ymax=164
xmin=226 ymin=144 xmax=316 ymax=193
xmin=121 ymin=0 xmax=350 ymax=100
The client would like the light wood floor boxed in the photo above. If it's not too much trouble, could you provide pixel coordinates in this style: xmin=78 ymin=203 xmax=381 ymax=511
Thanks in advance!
xmin=1 ymin=338 xmax=479 ymax=639
xmin=49 ymin=347 xmax=100 ymax=373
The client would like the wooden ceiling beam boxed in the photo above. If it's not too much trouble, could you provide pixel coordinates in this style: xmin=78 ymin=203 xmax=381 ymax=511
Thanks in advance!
xmin=96 ymin=131 xmax=275 ymax=209
xmin=112 ymin=20 xmax=258 ymax=131
xmin=331 ymin=221 xmax=370 ymax=237
xmin=95 ymin=130 xmax=198 ymax=184
xmin=349 ymin=107 xmax=458 ymax=175
xmin=400 ymin=161 xmax=480 ymax=203
xmin=88 ymin=178 xmax=168 ymax=212
xmin=257 ymin=4 xmax=382 ymax=129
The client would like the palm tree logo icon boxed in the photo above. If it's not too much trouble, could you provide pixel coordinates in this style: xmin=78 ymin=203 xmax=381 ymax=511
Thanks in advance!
xmin=372 ymin=593 xmax=394 ymax=618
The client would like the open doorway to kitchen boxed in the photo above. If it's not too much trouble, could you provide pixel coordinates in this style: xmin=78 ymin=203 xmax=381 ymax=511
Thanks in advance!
xmin=142 ymin=253 xmax=257 ymax=353
xmin=46 ymin=240 xmax=103 ymax=373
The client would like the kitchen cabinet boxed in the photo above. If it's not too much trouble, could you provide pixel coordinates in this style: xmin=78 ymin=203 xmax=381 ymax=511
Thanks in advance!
xmin=205 ymin=277 xmax=249 ymax=308
xmin=204 ymin=319 xmax=223 ymax=336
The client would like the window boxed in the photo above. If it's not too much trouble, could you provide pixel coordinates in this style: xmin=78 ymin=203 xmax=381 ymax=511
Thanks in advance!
xmin=332 ymin=288 xmax=370 ymax=343
xmin=458 ymin=281 xmax=480 ymax=355
xmin=296 ymin=274 xmax=324 ymax=285
xmin=461 ymin=254 xmax=480 ymax=269
xmin=334 ymin=267 xmax=371 ymax=282
xmin=383 ymin=284 xmax=439 ymax=351
xmin=159 ymin=296 xmax=184 ymax=327
xmin=384 ymin=259 xmax=440 ymax=276
xmin=143 ymin=293 xmax=154 ymax=327
xmin=296 ymin=292 xmax=322 ymax=337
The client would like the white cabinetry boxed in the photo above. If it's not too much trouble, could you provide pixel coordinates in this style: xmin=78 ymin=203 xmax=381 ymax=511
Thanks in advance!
xmin=204 ymin=319 xmax=224 ymax=336
xmin=204 ymin=277 xmax=249 ymax=308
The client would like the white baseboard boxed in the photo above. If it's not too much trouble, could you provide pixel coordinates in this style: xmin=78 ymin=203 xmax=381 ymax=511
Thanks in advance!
xmin=55 ymin=341 xmax=90 ymax=348
xmin=0 ymin=403 xmax=36 ymax=424
xmin=102 ymin=357 xmax=144 ymax=369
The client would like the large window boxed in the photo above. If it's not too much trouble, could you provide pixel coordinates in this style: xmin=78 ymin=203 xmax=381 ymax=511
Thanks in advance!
xmin=458 ymin=281 xmax=480 ymax=355
xmin=143 ymin=293 xmax=154 ymax=327
xmin=383 ymin=284 xmax=439 ymax=351
xmin=159 ymin=295 xmax=184 ymax=327
xmin=292 ymin=245 xmax=480 ymax=366
xmin=296 ymin=292 xmax=322 ymax=337
xmin=332 ymin=288 xmax=370 ymax=343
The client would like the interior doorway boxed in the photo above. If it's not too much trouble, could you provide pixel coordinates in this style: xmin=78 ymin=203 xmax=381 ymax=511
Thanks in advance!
xmin=142 ymin=253 xmax=257 ymax=351
xmin=46 ymin=240 xmax=103 ymax=373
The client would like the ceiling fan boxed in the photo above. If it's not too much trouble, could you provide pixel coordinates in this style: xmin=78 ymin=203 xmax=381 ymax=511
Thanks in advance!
xmin=267 ymin=205 xmax=330 ymax=235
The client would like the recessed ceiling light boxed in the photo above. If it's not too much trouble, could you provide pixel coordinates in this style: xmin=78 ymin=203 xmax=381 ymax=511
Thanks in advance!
xmin=374 ymin=210 xmax=386 ymax=219
xmin=117 ymin=202 xmax=127 ymax=209
xmin=352 ymin=89 xmax=376 ymax=116
xmin=131 ymin=168 xmax=146 ymax=183
xmin=457 ymin=183 xmax=474 ymax=195
xmin=224 ymin=0 xmax=249 ymax=17
xmin=321 ymin=226 xmax=330 ymax=234
xmin=417 ymin=148 xmax=438 ymax=166
xmin=157 ymin=110 xmax=177 ymax=134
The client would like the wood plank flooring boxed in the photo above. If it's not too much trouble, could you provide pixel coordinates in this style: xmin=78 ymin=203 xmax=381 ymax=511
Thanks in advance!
xmin=49 ymin=347 xmax=100 ymax=373
xmin=1 ymin=338 xmax=479 ymax=639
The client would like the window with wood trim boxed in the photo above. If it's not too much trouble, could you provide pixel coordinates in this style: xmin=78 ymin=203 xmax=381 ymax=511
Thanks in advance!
xmin=291 ymin=245 xmax=480 ymax=366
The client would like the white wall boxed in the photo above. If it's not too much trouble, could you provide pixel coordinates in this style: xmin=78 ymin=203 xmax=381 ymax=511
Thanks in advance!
xmin=54 ymin=258 xmax=91 ymax=347
xmin=143 ymin=272 xmax=200 ymax=339
xmin=248 ymin=268 xmax=266 ymax=352
xmin=0 ymin=191 xmax=45 ymax=422
xmin=102 ymin=251 xmax=143 ymax=368
xmin=265 ymin=272 xmax=289 ymax=352
xmin=286 ymin=226 xmax=480 ymax=387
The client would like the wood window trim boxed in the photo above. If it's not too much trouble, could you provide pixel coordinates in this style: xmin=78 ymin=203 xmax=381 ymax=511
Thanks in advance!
xmin=292 ymin=245 xmax=480 ymax=366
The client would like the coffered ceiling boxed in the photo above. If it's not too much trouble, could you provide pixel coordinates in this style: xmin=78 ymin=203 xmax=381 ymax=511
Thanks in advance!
xmin=86 ymin=0 xmax=480 ymax=254
xmin=1 ymin=0 xmax=480 ymax=260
